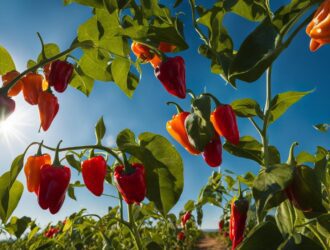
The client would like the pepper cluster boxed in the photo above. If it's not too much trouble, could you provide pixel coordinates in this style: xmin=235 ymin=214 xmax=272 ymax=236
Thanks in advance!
xmin=166 ymin=92 xmax=239 ymax=168
xmin=0 ymin=59 xmax=73 ymax=131
xmin=131 ymin=41 xmax=186 ymax=99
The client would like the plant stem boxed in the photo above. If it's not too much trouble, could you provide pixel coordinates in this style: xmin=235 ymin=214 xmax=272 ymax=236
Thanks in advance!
xmin=39 ymin=143 xmax=124 ymax=166
xmin=261 ymin=67 xmax=272 ymax=169
xmin=119 ymin=191 xmax=124 ymax=220
xmin=128 ymin=204 xmax=143 ymax=250
xmin=188 ymin=0 xmax=209 ymax=46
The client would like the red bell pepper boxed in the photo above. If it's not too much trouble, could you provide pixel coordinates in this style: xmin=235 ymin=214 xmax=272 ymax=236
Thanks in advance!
xmin=202 ymin=134 xmax=222 ymax=167
xmin=48 ymin=60 xmax=74 ymax=93
xmin=38 ymin=91 xmax=59 ymax=131
xmin=181 ymin=211 xmax=191 ymax=227
xmin=38 ymin=141 xmax=71 ymax=214
xmin=177 ymin=231 xmax=185 ymax=241
xmin=82 ymin=155 xmax=107 ymax=196
xmin=114 ymin=163 xmax=146 ymax=204
xmin=154 ymin=56 xmax=186 ymax=99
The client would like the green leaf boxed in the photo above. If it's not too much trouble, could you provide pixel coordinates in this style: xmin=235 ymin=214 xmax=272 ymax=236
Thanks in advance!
xmin=184 ymin=200 xmax=195 ymax=211
xmin=70 ymin=67 xmax=95 ymax=96
xmin=198 ymin=172 xmax=222 ymax=206
xmin=278 ymin=234 xmax=323 ymax=250
xmin=65 ymin=154 xmax=81 ymax=172
xmin=275 ymin=200 xmax=295 ymax=237
xmin=117 ymin=129 xmax=183 ymax=215
xmin=68 ymin=185 xmax=77 ymax=200
xmin=95 ymin=116 xmax=106 ymax=144
xmin=0 ymin=173 xmax=24 ymax=223
xmin=231 ymin=98 xmax=263 ymax=118
xmin=313 ymin=123 xmax=329 ymax=132
xmin=228 ymin=0 xmax=314 ymax=83
xmin=27 ymin=59 xmax=37 ymax=69
xmin=0 ymin=46 xmax=15 ymax=75
xmin=238 ymin=221 xmax=283 ymax=250
xmin=37 ymin=43 xmax=61 ymax=62
xmin=269 ymin=146 xmax=281 ymax=165
xmin=5 ymin=216 xmax=31 ymax=238
xmin=111 ymin=57 xmax=136 ymax=98
xmin=268 ymin=90 xmax=313 ymax=124
xmin=237 ymin=172 xmax=255 ymax=187
xmin=9 ymin=154 xmax=25 ymax=187
xmin=224 ymin=136 xmax=263 ymax=164
xmin=296 ymin=151 xmax=315 ymax=165
xmin=253 ymin=164 xmax=294 ymax=219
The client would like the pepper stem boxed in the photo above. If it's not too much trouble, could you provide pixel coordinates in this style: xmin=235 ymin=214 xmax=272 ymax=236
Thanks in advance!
xmin=36 ymin=140 xmax=44 ymax=156
xmin=122 ymin=151 xmax=135 ymax=174
xmin=53 ymin=140 xmax=63 ymax=166
xmin=237 ymin=180 xmax=243 ymax=199
xmin=89 ymin=149 xmax=95 ymax=159
xmin=166 ymin=101 xmax=184 ymax=113
xmin=201 ymin=93 xmax=222 ymax=106
xmin=186 ymin=89 xmax=196 ymax=100
xmin=287 ymin=142 xmax=299 ymax=166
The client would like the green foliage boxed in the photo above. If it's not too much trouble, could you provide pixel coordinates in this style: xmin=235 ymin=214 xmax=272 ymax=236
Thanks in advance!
xmin=0 ymin=46 xmax=16 ymax=75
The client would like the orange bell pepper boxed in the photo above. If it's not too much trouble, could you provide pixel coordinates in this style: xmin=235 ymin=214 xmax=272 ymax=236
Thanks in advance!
xmin=166 ymin=102 xmax=201 ymax=155
xmin=306 ymin=0 xmax=330 ymax=51
xmin=22 ymin=73 xmax=44 ymax=105
xmin=24 ymin=145 xmax=51 ymax=194
xmin=158 ymin=42 xmax=176 ymax=53
xmin=2 ymin=70 xmax=23 ymax=97
xmin=131 ymin=42 xmax=155 ymax=62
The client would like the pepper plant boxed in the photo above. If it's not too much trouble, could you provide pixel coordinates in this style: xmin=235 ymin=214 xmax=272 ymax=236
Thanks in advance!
xmin=0 ymin=0 xmax=329 ymax=249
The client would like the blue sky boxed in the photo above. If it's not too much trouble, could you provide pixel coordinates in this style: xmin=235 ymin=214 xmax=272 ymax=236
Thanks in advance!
xmin=0 ymin=0 xmax=329 ymax=229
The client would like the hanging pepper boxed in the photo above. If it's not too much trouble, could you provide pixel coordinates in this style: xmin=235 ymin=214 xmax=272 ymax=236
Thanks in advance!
xmin=114 ymin=163 xmax=146 ymax=204
xmin=22 ymin=73 xmax=43 ymax=105
xmin=24 ymin=142 xmax=51 ymax=194
xmin=306 ymin=0 xmax=330 ymax=51
xmin=81 ymin=155 xmax=107 ymax=196
xmin=131 ymin=42 xmax=155 ymax=62
xmin=202 ymin=134 xmax=222 ymax=167
xmin=38 ymin=141 xmax=71 ymax=214
xmin=229 ymin=184 xmax=249 ymax=250
xmin=181 ymin=211 xmax=191 ymax=227
xmin=285 ymin=143 xmax=326 ymax=213
xmin=166 ymin=102 xmax=201 ymax=155
xmin=177 ymin=231 xmax=185 ymax=241
xmin=43 ymin=63 xmax=51 ymax=82
xmin=154 ymin=56 xmax=186 ymax=99
xmin=158 ymin=42 xmax=176 ymax=53
xmin=38 ymin=91 xmax=59 ymax=131
xmin=219 ymin=219 xmax=224 ymax=234
xmin=206 ymin=94 xmax=239 ymax=145
xmin=2 ymin=70 xmax=23 ymax=97
xmin=0 ymin=94 xmax=15 ymax=120
xmin=48 ymin=60 xmax=74 ymax=93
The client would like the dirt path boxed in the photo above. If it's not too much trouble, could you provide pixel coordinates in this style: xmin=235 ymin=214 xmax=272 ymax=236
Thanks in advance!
xmin=194 ymin=236 xmax=229 ymax=250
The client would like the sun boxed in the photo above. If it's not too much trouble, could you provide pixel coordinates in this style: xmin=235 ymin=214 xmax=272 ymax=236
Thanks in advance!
xmin=0 ymin=108 xmax=34 ymax=149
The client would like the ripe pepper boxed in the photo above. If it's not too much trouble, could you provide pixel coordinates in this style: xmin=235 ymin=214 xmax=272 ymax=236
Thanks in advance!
xmin=38 ymin=91 xmax=59 ymax=131
xmin=0 ymin=94 xmax=15 ymax=121
xmin=177 ymin=231 xmax=185 ymax=241
xmin=209 ymin=98 xmax=239 ymax=145
xmin=81 ymin=155 xmax=107 ymax=196
xmin=131 ymin=42 xmax=155 ymax=62
xmin=202 ymin=134 xmax=222 ymax=167
xmin=229 ymin=190 xmax=249 ymax=250
xmin=166 ymin=102 xmax=201 ymax=155
xmin=154 ymin=56 xmax=186 ymax=99
xmin=48 ymin=60 xmax=74 ymax=93
xmin=44 ymin=227 xmax=60 ymax=238
xmin=38 ymin=141 xmax=71 ymax=214
xmin=158 ymin=42 xmax=176 ymax=53
xmin=24 ymin=142 xmax=51 ymax=194
xmin=114 ymin=163 xmax=146 ymax=204
xmin=306 ymin=0 xmax=330 ymax=51
xmin=181 ymin=211 xmax=191 ymax=227
xmin=219 ymin=219 xmax=224 ymax=234
xmin=2 ymin=70 xmax=23 ymax=97
xmin=22 ymin=73 xmax=43 ymax=105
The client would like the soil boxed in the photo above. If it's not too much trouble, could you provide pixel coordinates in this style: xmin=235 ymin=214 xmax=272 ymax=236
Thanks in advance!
xmin=194 ymin=235 xmax=229 ymax=250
